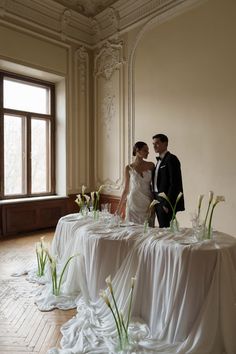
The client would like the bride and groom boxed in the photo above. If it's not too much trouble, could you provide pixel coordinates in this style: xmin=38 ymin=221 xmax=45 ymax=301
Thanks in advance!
xmin=116 ymin=134 xmax=184 ymax=228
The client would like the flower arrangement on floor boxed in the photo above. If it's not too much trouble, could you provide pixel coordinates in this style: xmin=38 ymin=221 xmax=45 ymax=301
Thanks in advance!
xmin=100 ymin=275 xmax=136 ymax=351
xmin=158 ymin=192 xmax=183 ymax=232
xmin=46 ymin=251 xmax=79 ymax=296
xmin=36 ymin=236 xmax=48 ymax=277
xmin=143 ymin=200 xmax=158 ymax=233
xmin=195 ymin=191 xmax=225 ymax=240
xmin=75 ymin=185 xmax=90 ymax=216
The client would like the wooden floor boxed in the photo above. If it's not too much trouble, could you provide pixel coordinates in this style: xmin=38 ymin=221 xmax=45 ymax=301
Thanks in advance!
xmin=0 ymin=230 xmax=76 ymax=354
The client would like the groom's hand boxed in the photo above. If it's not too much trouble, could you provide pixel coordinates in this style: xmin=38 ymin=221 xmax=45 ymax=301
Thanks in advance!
xmin=163 ymin=206 xmax=169 ymax=214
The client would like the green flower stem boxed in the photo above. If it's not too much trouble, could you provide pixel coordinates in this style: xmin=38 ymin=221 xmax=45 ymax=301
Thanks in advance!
xmin=36 ymin=249 xmax=47 ymax=276
xmin=110 ymin=290 xmax=122 ymax=334
xmin=48 ymin=255 xmax=77 ymax=296
xmin=207 ymin=203 xmax=217 ymax=239
xmin=108 ymin=303 xmax=122 ymax=347
xmin=57 ymin=255 xmax=75 ymax=295
xmin=203 ymin=201 xmax=212 ymax=228
xmin=36 ymin=251 xmax=41 ymax=276
xmin=121 ymin=314 xmax=129 ymax=343
xmin=126 ymin=286 xmax=134 ymax=332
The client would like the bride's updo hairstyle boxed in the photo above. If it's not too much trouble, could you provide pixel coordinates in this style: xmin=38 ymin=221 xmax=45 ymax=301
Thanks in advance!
xmin=132 ymin=141 xmax=147 ymax=156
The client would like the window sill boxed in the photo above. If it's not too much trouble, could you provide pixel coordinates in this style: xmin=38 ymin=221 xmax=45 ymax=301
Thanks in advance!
xmin=0 ymin=195 xmax=68 ymax=205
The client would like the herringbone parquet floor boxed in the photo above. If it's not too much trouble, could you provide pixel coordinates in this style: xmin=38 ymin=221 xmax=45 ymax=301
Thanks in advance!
xmin=0 ymin=230 xmax=76 ymax=354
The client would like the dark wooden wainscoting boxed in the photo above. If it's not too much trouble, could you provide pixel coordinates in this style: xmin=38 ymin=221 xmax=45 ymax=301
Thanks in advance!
xmin=0 ymin=193 xmax=121 ymax=238
xmin=0 ymin=198 xmax=69 ymax=238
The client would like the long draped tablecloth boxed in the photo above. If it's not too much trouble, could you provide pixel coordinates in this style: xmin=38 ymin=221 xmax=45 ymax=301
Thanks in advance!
xmin=36 ymin=212 xmax=236 ymax=354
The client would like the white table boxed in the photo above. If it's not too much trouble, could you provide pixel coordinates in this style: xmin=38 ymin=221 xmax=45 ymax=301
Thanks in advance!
xmin=43 ymin=212 xmax=236 ymax=354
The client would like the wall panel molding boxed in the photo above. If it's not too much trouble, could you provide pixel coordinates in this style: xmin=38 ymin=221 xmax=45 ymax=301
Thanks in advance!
xmin=94 ymin=40 xmax=126 ymax=193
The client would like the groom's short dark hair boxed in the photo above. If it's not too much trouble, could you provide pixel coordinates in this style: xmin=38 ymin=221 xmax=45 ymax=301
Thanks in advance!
xmin=152 ymin=134 xmax=168 ymax=143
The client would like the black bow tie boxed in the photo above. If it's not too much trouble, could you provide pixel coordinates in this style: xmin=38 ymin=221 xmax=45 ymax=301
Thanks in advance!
xmin=156 ymin=156 xmax=162 ymax=161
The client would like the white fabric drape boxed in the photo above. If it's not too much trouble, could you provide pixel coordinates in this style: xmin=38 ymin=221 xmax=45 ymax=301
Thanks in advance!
xmin=36 ymin=213 xmax=236 ymax=354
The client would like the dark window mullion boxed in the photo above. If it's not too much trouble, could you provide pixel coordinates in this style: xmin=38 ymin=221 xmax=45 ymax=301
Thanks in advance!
xmin=0 ymin=73 xmax=3 ymax=198
xmin=26 ymin=114 xmax=31 ymax=196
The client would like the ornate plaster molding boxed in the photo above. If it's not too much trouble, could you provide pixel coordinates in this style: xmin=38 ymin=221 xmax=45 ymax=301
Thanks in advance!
xmin=101 ymin=80 xmax=115 ymax=139
xmin=94 ymin=40 xmax=125 ymax=79
xmin=76 ymin=46 xmax=89 ymax=94
xmin=0 ymin=0 xmax=205 ymax=47
xmin=74 ymin=46 xmax=90 ymax=188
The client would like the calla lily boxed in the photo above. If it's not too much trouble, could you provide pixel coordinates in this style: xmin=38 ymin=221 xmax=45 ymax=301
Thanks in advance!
xmin=207 ymin=195 xmax=225 ymax=239
xmin=209 ymin=190 xmax=214 ymax=203
xmin=149 ymin=200 xmax=159 ymax=209
xmin=98 ymin=184 xmax=105 ymax=194
xmin=46 ymin=250 xmax=79 ymax=296
xmin=197 ymin=194 xmax=204 ymax=218
xmin=158 ymin=191 xmax=183 ymax=231
xmin=105 ymin=275 xmax=113 ymax=292
xmin=99 ymin=290 xmax=110 ymax=306
xmin=176 ymin=192 xmax=183 ymax=204
xmin=36 ymin=237 xmax=48 ymax=277
xmin=158 ymin=192 xmax=168 ymax=201
xmin=84 ymin=194 xmax=90 ymax=207
xmin=203 ymin=190 xmax=214 ymax=228
xmin=100 ymin=275 xmax=136 ymax=350
xmin=81 ymin=185 xmax=87 ymax=195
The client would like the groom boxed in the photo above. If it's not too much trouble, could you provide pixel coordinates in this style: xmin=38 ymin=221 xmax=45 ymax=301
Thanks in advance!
xmin=152 ymin=133 xmax=184 ymax=227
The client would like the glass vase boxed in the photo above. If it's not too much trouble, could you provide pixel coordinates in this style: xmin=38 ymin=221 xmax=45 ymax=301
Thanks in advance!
xmin=170 ymin=218 xmax=179 ymax=234
xmin=93 ymin=209 xmax=99 ymax=221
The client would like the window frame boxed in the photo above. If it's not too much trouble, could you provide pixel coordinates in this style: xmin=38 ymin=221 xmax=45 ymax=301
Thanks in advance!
xmin=0 ymin=70 xmax=55 ymax=200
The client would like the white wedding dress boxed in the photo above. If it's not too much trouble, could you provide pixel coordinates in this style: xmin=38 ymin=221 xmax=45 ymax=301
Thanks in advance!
xmin=125 ymin=167 xmax=154 ymax=224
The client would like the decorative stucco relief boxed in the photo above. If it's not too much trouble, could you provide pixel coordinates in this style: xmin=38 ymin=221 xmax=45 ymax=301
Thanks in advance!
xmin=74 ymin=46 xmax=90 ymax=189
xmin=101 ymin=80 xmax=115 ymax=139
xmin=94 ymin=40 xmax=125 ymax=138
xmin=94 ymin=40 xmax=124 ymax=79
xmin=76 ymin=46 xmax=89 ymax=94
xmin=94 ymin=40 xmax=125 ymax=190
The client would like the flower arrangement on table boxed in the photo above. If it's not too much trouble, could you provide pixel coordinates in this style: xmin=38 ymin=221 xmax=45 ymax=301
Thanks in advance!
xmin=75 ymin=185 xmax=90 ymax=216
xmin=100 ymin=275 xmax=136 ymax=351
xmin=91 ymin=184 xmax=105 ymax=220
xmin=158 ymin=191 xmax=183 ymax=233
xmin=194 ymin=191 xmax=225 ymax=240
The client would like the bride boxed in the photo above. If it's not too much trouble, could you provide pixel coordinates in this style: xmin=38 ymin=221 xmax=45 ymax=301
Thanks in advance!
xmin=116 ymin=141 xmax=155 ymax=225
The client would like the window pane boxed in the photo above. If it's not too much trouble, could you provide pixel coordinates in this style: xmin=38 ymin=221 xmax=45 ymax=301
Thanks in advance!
xmin=4 ymin=78 xmax=50 ymax=114
xmin=31 ymin=118 xmax=51 ymax=194
xmin=4 ymin=115 xmax=26 ymax=196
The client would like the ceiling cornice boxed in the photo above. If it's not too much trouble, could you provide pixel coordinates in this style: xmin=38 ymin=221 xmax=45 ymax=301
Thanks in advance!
xmin=0 ymin=0 xmax=204 ymax=47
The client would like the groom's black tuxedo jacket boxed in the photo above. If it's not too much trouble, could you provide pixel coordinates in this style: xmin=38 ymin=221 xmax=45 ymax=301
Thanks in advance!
xmin=152 ymin=151 xmax=185 ymax=212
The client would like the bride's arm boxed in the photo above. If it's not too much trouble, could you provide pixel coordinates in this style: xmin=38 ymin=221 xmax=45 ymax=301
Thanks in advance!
xmin=116 ymin=165 xmax=130 ymax=217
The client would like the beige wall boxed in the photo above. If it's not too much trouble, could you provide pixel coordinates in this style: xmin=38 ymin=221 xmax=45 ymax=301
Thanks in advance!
xmin=134 ymin=0 xmax=236 ymax=235
xmin=0 ymin=24 xmax=92 ymax=195
xmin=1 ymin=0 xmax=236 ymax=235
